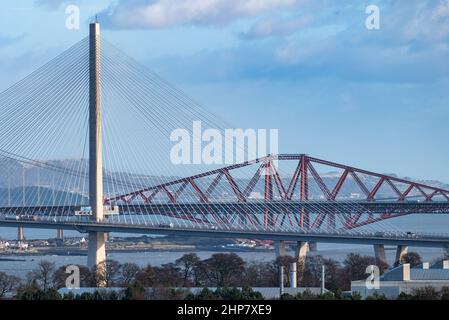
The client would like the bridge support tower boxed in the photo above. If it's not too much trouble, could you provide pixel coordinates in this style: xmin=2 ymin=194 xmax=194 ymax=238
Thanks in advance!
xmin=394 ymin=245 xmax=408 ymax=267
xmin=17 ymin=225 xmax=24 ymax=242
xmin=274 ymin=240 xmax=286 ymax=258
xmin=86 ymin=22 xmax=106 ymax=280
xmin=56 ymin=228 xmax=64 ymax=246
xmin=374 ymin=244 xmax=387 ymax=267
xmin=295 ymin=241 xmax=309 ymax=286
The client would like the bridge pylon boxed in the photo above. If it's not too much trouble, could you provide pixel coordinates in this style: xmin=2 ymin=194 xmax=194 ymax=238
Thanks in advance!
xmin=17 ymin=225 xmax=24 ymax=242
xmin=86 ymin=21 xmax=106 ymax=281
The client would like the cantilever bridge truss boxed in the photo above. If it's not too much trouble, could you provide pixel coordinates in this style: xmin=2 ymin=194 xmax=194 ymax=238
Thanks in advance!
xmin=104 ymin=154 xmax=449 ymax=233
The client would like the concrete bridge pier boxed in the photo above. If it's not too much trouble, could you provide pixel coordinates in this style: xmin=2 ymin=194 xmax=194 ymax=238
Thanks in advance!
xmin=295 ymin=241 xmax=309 ymax=286
xmin=374 ymin=244 xmax=387 ymax=267
xmin=17 ymin=225 xmax=24 ymax=242
xmin=87 ymin=232 xmax=106 ymax=269
xmin=56 ymin=229 xmax=64 ymax=246
xmin=295 ymin=241 xmax=309 ymax=264
xmin=394 ymin=245 xmax=408 ymax=267
xmin=274 ymin=240 xmax=286 ymax=258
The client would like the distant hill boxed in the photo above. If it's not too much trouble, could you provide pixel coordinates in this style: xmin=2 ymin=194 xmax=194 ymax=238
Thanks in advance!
xmin=0 ymin=158 xmax=446 ymax=204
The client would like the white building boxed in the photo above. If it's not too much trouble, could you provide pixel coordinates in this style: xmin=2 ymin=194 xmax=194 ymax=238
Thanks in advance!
xmin=351 ymin=260 xmax=449 ymax=299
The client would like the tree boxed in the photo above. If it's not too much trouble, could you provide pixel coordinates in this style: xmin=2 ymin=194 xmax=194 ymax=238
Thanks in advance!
xmin=154 ymin=263 xmax=182 ymax=287
xmin=120 ymin=263 xmax=141 ymax=286
xmin=21 ymin=288 xmax=62 ymax=300
xmin=204 ymin=253 xmax=245 ymax=287
xmin=186 ymin=287 xmax=218 ymax=300
xmin=123 ymin=282 xmax=146 ymax=300
xmin=400 ymin=252 xmax=422 ymax=267
xmin=93 ymin=260 xmax=122 ymax=287
xmin=175 ymin=253 xmax=201 ymax=286
xmin=365 ymin=292 xmax=387 ymax=300
xmin=136 ymin=264 xmax=156 ymax=286
xmin=240 ymin=286 xmax=264 ymax=300
xmin=242 ymin=262 xmax=277 ymax=287
xmin=0 ymin=272 xmax=20 ymax=298
xmin=410 ymin=286 xmax=440 ymax=300
xmin=27 ymin=260 xmax=56 ymax=290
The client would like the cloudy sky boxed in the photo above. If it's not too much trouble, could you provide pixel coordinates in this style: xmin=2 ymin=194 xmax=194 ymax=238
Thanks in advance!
xmin=0 ymin=0 xmax=448 ymax=181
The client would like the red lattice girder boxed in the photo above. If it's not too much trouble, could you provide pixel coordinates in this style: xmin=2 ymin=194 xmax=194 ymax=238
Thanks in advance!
xmin=105 ymin=154 xmax=449 ymax=231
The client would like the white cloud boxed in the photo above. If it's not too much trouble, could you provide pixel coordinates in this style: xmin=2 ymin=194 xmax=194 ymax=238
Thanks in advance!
xmin=241 ymin=15 xmax=311 ymax=39
xmin=34 ymin=0 xmax=71 ymax=10
xmin=99 ymin=0 xmax=299 ymax=29
xmin=400 ymin=0 xmax=449 ymax=42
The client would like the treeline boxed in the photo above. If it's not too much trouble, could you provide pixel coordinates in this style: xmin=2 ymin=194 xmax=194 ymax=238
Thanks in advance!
xmin=0 ymin=250 xmax=430 ymax=300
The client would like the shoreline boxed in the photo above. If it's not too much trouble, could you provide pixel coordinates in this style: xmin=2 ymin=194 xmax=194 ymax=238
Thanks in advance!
xmin=0 ymin=246 xmax=273 ymax=257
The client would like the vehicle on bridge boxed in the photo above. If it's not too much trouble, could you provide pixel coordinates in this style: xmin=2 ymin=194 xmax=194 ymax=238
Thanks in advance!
xmin=4 ymin=215 xmax=19 ymax=221
xmin=4 ymin=214 xmax=39 ymax=222
xmin=159 ymin=223 xmax=174 ymax=228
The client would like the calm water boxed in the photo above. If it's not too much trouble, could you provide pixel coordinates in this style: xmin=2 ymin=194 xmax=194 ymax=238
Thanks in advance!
xmin=0 ymin=214 xmax=448 ymax=278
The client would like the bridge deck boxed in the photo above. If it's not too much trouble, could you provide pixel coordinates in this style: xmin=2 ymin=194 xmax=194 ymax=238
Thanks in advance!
xmin=1 ymin=201 xmax=449 ymax=216
xmin=1 ymin=219 xmax=449 ymax=248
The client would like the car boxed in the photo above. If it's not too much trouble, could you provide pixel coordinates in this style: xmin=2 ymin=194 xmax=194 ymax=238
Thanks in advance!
xmin=374 ymin=232 xmax=384 ymax=237
xmin=406 ymin=231 xmax=416 ymax=238
xmin=18 ymin=215 xmax=37 ymax=221
xmin=159 ymin=223 xmax=174 ymax=228
xmin=4 ymin=215 xmax=19 ymax=221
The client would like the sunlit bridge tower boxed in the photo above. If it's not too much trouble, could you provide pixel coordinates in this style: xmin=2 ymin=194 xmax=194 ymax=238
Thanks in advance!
xmin=87 ymin=22 xmax=106 ymax=275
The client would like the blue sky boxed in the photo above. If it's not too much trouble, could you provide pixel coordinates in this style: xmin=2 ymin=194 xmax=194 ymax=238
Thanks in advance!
xmin=0 ymin=0 xmax=448 ymax=182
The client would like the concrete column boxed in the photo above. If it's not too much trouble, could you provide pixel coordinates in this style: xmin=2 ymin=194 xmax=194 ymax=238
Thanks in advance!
xmin=295 ymin=241 xmax=308 ymax=286
xmin=402 ymin=263 xmax=410 ymax=281
xmin=274 ymin=240 xmax=286 ymax=258
xmin=279 ymin=266 xmax=284 ymax=297
xmin=88 ymin=232 xmax=106 ymax=268
xmin=321 ymin=265 xmax=325 ymax=294
xmin=374 ymin=244 xmax=387 ymax=267
xmin=290 ymin=262 xmax=297 ymax=288
xmin=17 ymin=225 xmax=24 ymax=242
xmin=443 ymin=260 xmax=449 ymax=269
xmin=394 ymin=245 xmax=408 ymax=267
xmin=56 ymin=229 xmax=64 ymax=246
xmin=295 ymin=241 xmax=309 ymax=264
xmin=87 ymin=22 xmax=106 ymax=277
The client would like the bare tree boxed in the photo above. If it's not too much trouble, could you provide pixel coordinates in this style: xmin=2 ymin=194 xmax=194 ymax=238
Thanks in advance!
xmin=0 ymin=272 xmax=20 ymax=298
xmin=204 ymin=253 xmax=245 ymax=287
xmin=175 ymin=253 xmax=200 ymax=286
xmin=27 ymin=260 xmax=56 ymax=290
xmin=120 ymin=263 xmax=141 ymax=286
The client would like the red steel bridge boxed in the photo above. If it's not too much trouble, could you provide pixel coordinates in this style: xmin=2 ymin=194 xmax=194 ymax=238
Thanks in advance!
xmin=1 ymin=153 xmax=449 ymax=236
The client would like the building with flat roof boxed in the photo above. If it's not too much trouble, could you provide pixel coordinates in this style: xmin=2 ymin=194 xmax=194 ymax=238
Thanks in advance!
xmin=351 ymin=260 xmax=449 ymax=299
